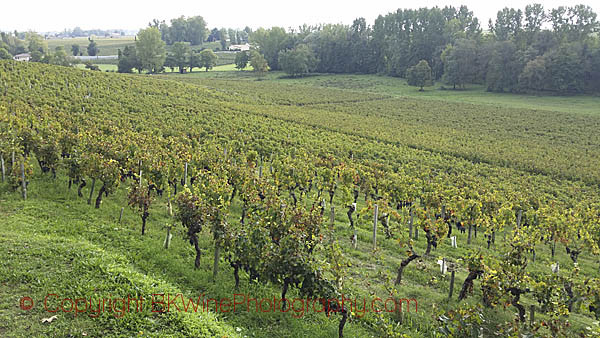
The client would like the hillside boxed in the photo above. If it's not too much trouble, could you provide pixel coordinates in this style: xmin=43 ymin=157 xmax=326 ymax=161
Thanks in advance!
xmin=1 ymin=61 xmax=600 ymax=337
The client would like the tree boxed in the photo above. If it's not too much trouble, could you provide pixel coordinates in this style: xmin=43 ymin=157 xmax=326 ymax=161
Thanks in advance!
xmin=30 ymin=51 xmax=43 ymax=62
xmin=544 ymin=45 xmax=585 ymax=93
xmin=0 ymin=48 xmax=11 ymax=60
xmin=407 ymin=60 xmax=433 ymax=91
xmin=219 ymin=28 xmax=228 ymax=50
xmin=189 ymin=50 xmax=201 ymax=72
xmin=71 ymin=44 xmax=80 ymax=56
xmin=136 ymin=27 xmax=166 ymax=73
xmin=250 ymin=27 xmax=290 ymax=70
xmin=87 ymin=40 xmax=99 ymax=56
xmin=441 ymin=39 xmax=478 ymax=89
xmin=234 ymin=51 xmax=249 ymax=70
xmin=518 ymin=56 xmax=547 ymax=91
xmin=51 ymin=46 xmax=71 ymax=67
xmin=26 ymin=32 xmax=47 ymax=55
xmin=249 ymin=50 xmax=269 ymax=75
xmin=199 ymin=49 xmax=217 ymax=71
xmin=207 ymin=28 xmax=220 ymax=42
xmin=169 ymin=16 xmax=187 ymax=44
xmin=186 ymin=16 xmax=208 ymax=45
xmin=485 ymin=41 xmax=521 ymax=92
xmin=278 ymin=44 xmax=318 ymax=77
xmin=489 ymin=7 xmax=523 ymax=41
xmin=117 ymin=46 xmax=139 ymax=73
xmin=171 ymin=42 xmax=190 ymax=73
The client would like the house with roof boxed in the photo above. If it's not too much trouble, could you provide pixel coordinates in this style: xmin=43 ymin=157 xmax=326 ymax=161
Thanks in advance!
xmin=228 ymin=43 xmax=251 ymax=52
xmin=13 ymin=53 xmax=31 ymax=62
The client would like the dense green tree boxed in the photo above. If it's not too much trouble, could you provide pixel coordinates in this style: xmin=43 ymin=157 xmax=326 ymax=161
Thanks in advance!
xmin=518 ymin=55 xmax=547 ymax=91
xmin=250 ymin=27 xmax=290 ymax=70
xmin=71 ymin=44 xmax=80 ymax=56
xmin=234 ymin=51 xmax=249 ymax=70
xmin=0 ymin=48 xmax=11 ymax=60
xmin=26 ymin=32 xmax=47 ymax=54
xmin=550 ymin=5 xmax=598 ymax=41
xmin=169 ymin=16 xmax=188 ymax=44
xmin=171 ymin=42 xmax=190 ymax=73
xmin=485 ymin=41 xmax=521 ymax=92
xmin=278 ymin=44 xmax=318 ymax=77
xmin=199 ymin=49 xmax=217 ymax=71
xmin=30 ymin=51 xmax=43 ymax=62
xmin=117 ymin=46 xmax=139 ymax=73
xmin=490 ymin=7 xmax=523 ymax=42
xmin=441 ymin=39 xmax=478 ymax=89
xmin=207 ymin=28 xmax=220 ymax=42
xmin=51 ymin=46 xmax=71 ymax=67
xmin=87 ymin=39 xmax=99 ymax=56
xmin=219 ymin=28 xmax=228 ymax=50
xmin=1 ymin=32 xmax=25 ymax=55
xmin=189 ymin=50 xmax=201 ymax=72
xmin=136 ymin=27 xmax=166 ymax=73
xmin=186 ymin=16 xmax=208 ymax=45
xmin=249 ymin=50 xmax=269 ymax=74
xmin=407 ymin=60 xmax=433 ymax=91
xmin=544 ymin=45 xmax=585 ymax=93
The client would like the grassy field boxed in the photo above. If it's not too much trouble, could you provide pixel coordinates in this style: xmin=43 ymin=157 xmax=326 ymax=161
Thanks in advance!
xmin=2 ymin=61 xmax=600 ymax=337
xmin=161 ymin=70 xmax=600 ymax=116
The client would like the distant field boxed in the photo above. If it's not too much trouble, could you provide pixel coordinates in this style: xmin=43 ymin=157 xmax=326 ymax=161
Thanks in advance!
xmin=49 ymin=37 xmax=227 ymax=58
xmin=47 ymin=37 xmax=135 ymax=56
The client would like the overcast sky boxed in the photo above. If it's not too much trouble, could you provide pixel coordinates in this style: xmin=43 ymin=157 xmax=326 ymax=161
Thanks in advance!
xmin=2 ymin=0 xmax=599 ymax=33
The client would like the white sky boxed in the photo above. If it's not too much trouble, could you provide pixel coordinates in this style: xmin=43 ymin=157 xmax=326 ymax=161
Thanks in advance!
xmin=1 ymin=0 xmax=599 ymax=33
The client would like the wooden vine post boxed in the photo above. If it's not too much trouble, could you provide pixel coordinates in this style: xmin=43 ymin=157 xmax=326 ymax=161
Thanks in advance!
xmin=20 ymin=158 xmax=26 ymax=199
xmin=0 ymin=155 xmax=6 ymax=183
xmin=139 ymin=160 xmax=143 ymax=189
xmin=184 ymin=162 xmax=188 ymax=187
xmin=529 ymin=305 xmax=535 ymax=327
xmin=118 ymin=207 xmax=124 ymax=223
xmin=373 ymin=204 xmax=378 ymax=250
xmin=330 ymin=206 xmax=335 ymax=230
xmin=87 ymin=178 xmax=96 ymax=205
xmin=1 ymin=154 xmax=5 ymax=182
xmin=448 ymin=269 xmax=455 ymax=299
xmin=408 ymin=208 xmax=413 ymax=238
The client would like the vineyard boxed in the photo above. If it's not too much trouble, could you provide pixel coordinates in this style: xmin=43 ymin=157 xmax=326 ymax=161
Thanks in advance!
xmin=1 ymin=60 xmax=600 ymax=337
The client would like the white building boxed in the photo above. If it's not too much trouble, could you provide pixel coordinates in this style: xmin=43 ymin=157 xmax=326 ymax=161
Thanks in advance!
xmin=13 ymin=53 xmax=31 ymax=62
xmin=228 ymin=43 xmax=251 ymax=52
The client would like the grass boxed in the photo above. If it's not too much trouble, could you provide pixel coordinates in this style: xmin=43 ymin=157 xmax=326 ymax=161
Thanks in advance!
xmin=160 ymin=70 xmax=600 ymax=115
xmin=278 ymin=74 xmax=600 ymax=116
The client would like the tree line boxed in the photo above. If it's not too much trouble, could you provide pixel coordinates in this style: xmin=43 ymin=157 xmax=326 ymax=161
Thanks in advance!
xmin=3 ymin=4 xmax=599 ymax=93
xmin=249 ymin=4 xmax=600 ymax=94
